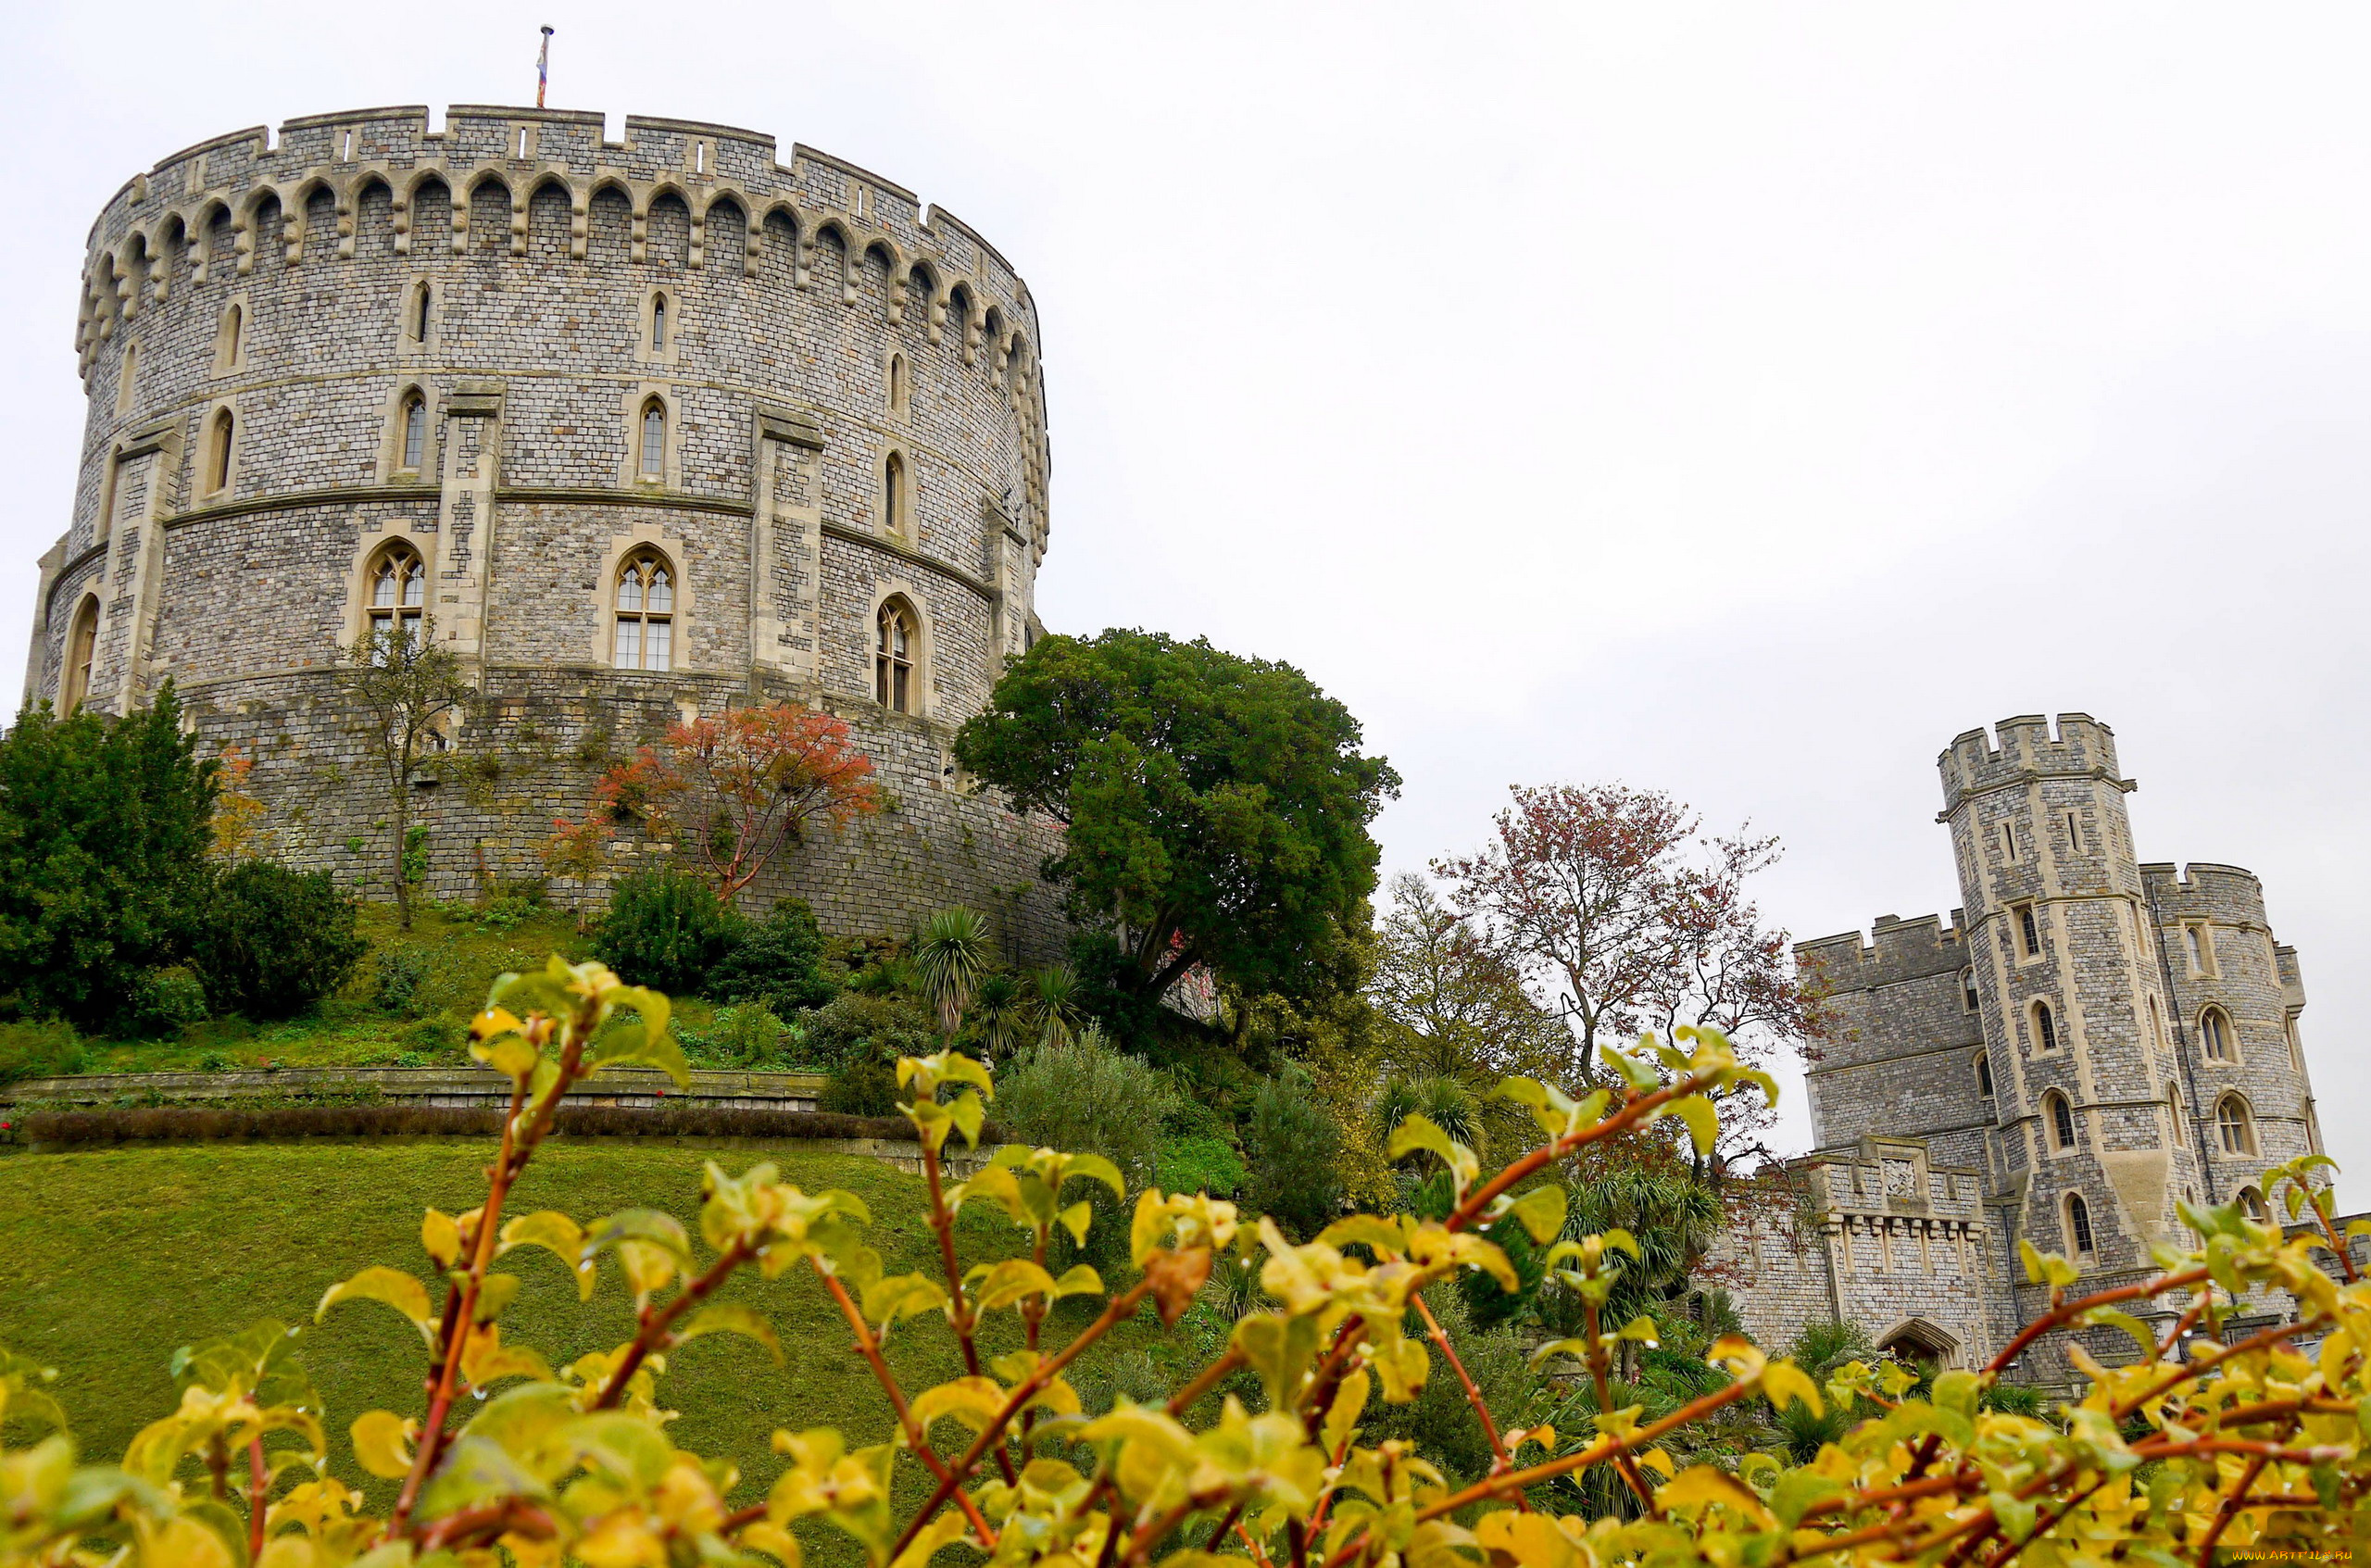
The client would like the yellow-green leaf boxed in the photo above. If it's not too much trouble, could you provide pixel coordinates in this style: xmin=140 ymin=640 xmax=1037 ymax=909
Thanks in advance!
xmin=349 ymin=1411 xmax=419 ymax=1480
xmin=420 ymin=1210 xmax=463 ymax=1270
xmin=315 ymin=1267 xmax=435 ymax=1344
xmin=1504 ymin=1185 xmax=1567 ymax=1246
xmin=679 ymin=1305 xmax=784 ymax=1364
xmin=1667 ymin=1096 xmax=1719 ymax=1157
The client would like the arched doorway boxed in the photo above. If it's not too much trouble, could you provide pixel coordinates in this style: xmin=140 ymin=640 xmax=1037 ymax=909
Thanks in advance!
xmin=1877 ymin=1317 xmax=1961 ymax=1374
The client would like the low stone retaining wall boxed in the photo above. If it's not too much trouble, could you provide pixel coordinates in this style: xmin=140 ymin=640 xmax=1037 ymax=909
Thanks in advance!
xmin=0 ymin=1067 xmax=1003 ymax=1176
xmin=2 ymin=1064 xmax=830 ymax=1112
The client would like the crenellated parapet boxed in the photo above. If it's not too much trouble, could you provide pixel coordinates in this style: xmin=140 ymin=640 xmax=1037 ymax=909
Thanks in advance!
xmin=1796 ymin=912 xmax=1969 ymax=993
xmin=1938 ymin=712 xmax=2130 ymax=814
xmin=72 ymin=105 xmax=1050 ymax=554
xmin=2139 ymin=861 xmax=2269 ymax=930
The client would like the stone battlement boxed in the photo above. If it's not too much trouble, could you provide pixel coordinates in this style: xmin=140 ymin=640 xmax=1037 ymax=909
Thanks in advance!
xmin=2139 ymin=861 xmax=2268 ymax=926
xmin=1938 ymin=712 xmax=2128 ymax=813
xmin=1795 ymin=912 xmax=1969 ymax=991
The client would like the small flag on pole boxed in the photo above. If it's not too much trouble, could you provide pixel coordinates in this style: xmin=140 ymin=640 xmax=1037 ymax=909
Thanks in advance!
xmin=537 ymin=27 xmax=554 ymax=108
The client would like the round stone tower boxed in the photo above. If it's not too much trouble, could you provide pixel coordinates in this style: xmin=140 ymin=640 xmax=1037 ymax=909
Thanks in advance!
xmin=1938 ymin=716 xmax=2198 ymax=1308
xmin=32 ymin=105 xmax=1066 ymax=952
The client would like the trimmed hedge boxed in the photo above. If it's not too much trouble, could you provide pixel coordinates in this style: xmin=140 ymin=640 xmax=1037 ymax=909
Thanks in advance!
xmin=6 ymin=1103 xmax=1010 ymax=1148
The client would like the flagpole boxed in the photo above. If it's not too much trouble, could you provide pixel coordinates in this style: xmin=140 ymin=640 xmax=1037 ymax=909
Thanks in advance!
xmin=536 ymin=26 xmax=554 ymax=108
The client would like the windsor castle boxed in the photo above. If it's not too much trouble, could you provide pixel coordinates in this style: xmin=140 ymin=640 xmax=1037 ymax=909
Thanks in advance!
xmin=1715 ymin=714 xmax=2335 ymax=1377
xmin=31 ymin=107 xmax=2342 ymax=1374
xmin=40 ymin=104 xmax=1065 ymax=956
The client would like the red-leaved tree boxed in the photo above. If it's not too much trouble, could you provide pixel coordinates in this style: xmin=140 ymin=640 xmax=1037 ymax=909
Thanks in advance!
xmin=595 ymin=702 xmax=881 ymax=899
xmin=1435 ymin=782 xmax=1820 ymax=1167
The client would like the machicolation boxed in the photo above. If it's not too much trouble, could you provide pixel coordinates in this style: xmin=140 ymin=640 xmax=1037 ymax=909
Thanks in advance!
xmin=35 ymin=104 xmax=1067 ymax=955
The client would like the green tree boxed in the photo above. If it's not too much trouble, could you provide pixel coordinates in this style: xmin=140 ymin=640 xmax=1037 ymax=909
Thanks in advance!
xmin=340 ymin=619 xmax=474 ymax=930
xmin=954 ymin=629 xmax=1399 ymax=1010
xmin=187 ymin=861 xmax=370 ymax=1021
xmin=0 ymin=684 xmax=217 ymax=1027
xmin=1242 ymin=1062 xmax=1346 ymax=1238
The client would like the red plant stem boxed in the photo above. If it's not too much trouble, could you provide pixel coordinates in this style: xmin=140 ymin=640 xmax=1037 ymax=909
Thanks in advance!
xmin=1982 ymin=1263 xmax=2211 ymax=1380
xmin=246 ymin=1437 xmax=268 ymax=1559
xmin=917 ymin=1115 xmax=1020 ymax=1487
xmin=1445 ymin=1069 xmax=1724 ymax=1237
xmin=889 ymin=1277 xmax=1156 ymax=1559
xmin=1203 ymin=1501 xmax=1246 ymax=1551
xmin=2195 ymin=1451 xmax=2272 ymax=1566
xmin=1317 ymin=1374 xmax=1761 ymax=1568
xmin=385 ymin=1017 xmax=584 ymax=1542
xmin=811 ymin=1265 xmax=999 ymax=1548
xmin=590 ymin=1236 xmax=756 ymax=1411
xmin=2110 ymin=1316 xmax=2321 ymax=1421
xmin=416 ymin=1499 xmax=559 ymax=1553
xmin=1574 ymin=1287 xmax=1656 ymax=1512
xmin=1235 ymin=1520 xmax=1277 ymax=1568
xmin=1412 ymin=1292 xmax=1524 ymax=1509
xmin=1981 ymin=1475 xmax=2111 ymax=1568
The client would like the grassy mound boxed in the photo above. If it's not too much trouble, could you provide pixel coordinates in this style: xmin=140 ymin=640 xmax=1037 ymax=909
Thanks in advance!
xmin=0 ymin=1139 xmax=1159 ymax=1517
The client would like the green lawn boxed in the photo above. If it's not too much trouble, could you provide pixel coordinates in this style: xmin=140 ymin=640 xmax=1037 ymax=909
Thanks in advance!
xmin=62 ymin=905 xmax=671 ymax=1074
xmin=0 ymin=1137 xmax=1170 ymax=1533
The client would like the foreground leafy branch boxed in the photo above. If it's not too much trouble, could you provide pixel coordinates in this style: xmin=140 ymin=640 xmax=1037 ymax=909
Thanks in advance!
xmin=1 ymin=969 xmax=2363 ymax=1568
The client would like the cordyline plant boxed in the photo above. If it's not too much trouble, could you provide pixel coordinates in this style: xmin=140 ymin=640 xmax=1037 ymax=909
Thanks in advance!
xmin=592 ymin=702 xmax=880 ymax=899
xmin=3 ymin=961 xmax=2366 ymax=1568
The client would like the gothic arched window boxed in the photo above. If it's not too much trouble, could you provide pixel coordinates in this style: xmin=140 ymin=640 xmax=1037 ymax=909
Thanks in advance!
xmin=651 ymin=293 xmax=668 ymax=350
xmin=414 ymin=282 xmax=433 ymax=342
xmin=400 ymin=392 xmax=428 ymax=471
xmin=638 ymin=398 xmax=667 ymax=479
xmin=2065 ymin=1193 xmax=2095 ymax=1256
xmin=62 ymin=596 xmax=99 ymax=710
xmin=2032 ymin=1000 xmax=2060 ymax=1053
xmin=875 ymin=599 xmax=915 ymax=712
xmin=888 ymin=352 xmax=908 ymax=415
xmin=2045 ymin=1091 xmax=2076 ymax=1150
xmin=208 ymin=408 xmax=235 ymax=495
xmin=366 ymin=542 xmax=426 ymax=653
xmin=2200 ymin=1007 xmax=2236 ymax=1062
xmin=613 ymin=549 xmax=674 ymax=671
xmin=1975 ymin=1052 xmax=1993 ymax=1098
xmin=2216 ymin=1095 xmax=2255 ymax=1157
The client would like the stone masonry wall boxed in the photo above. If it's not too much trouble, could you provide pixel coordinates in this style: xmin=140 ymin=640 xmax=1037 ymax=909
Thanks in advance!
xmin=36 ymin=106 xmax=1067 ymax=960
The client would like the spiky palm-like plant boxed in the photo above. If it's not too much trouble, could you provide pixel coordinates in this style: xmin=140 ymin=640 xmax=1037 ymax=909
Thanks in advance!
xmin=914 ymin=907 xmax=996 ymax=1039
xmin=968 ymin=972 xmax=1030 ymax=1062
xmin=1029 ymin=962 xmax=1085 ymax=1049
xmin=1375 ymin=1073 xmax=1485 ymax=1155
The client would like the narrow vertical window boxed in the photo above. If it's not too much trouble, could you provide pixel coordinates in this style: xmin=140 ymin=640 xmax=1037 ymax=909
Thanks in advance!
xmin=366 ymin=543 xmax=426 ymax=654
xmin=2150 ymin=996 xmax=2166 ymax=1050
xmin=2217 ymin=1095 xmax=2252 ymax=1156
xmin=651 ymin=294 xmax=668 ymax=350
xmin=209 ymin=409 xmax=235 ymax=493
xmin=2034 ymin=1001 xmax=2060 ymax=1052
xmin=223 ymin=303 xmax=243 ymax=365
xmin=2001 ymin=821 xmax=2017 ymax=862
xmin=1961 ymin=969 xmax=1979 ymax=1012
xmin=400 ymin=393 xmax=427 ymax=470
xmin=883 ymin=452 xmax=906 ymax=536
xmin=2185 ymin=924 xmax=2210 ymax=974
xmin=61 ymin=597 xmax=99 ymax=710
xmin=1975 ymin=1052 xmax=1993 ymax=1098
xmin=2018 ymin=904 xmax=2041 ymax=957
xmin=2200 ymin=1008 xmax=2234 ymax=1062
xmin=2048 ymin=1092 xmax=2076 ymax=1150
xmin=875 ymin=600 xmax=914 ymax=712
xmin=116 ymin=342 xmax=137 ymax=417
xmin=888 ymin=352 xmax=908 ymax=414
xmin=613 ymin=550 xmax=674 ymax=671
xmin=2065 ymin=1194 xmax=2094 ymax=1255
xmin=2065 ymin=811 xmax=2081 ymax=850
xmin=414 ymin=282 xmax=433 ymax=342
xmin=638 ymin=399 xmax=666 ymax=479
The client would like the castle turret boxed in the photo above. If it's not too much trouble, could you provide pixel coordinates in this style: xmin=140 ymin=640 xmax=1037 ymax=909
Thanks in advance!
xmin=1938 ymin=716 xmax=2197 ymax=1327
xmin=2140 ymin=862 xmax=2322 ymax=1210
xmin=33 ymin=106 xmax=1066 ymax=952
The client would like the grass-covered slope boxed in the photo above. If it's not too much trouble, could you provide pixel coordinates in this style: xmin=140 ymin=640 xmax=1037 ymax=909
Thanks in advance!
xmin=0 ymin=1139 xmax=1137 ymax=1501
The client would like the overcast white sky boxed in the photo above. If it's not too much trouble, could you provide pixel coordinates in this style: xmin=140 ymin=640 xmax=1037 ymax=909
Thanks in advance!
xmin=6 ymin=4 xmax=2365 ymax=1199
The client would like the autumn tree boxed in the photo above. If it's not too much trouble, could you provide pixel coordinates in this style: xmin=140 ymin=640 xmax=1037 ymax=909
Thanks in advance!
xmin=340 ymin=619 xmax=473 ymax=931
xmin=540 ymin=809 xmax=615 ymax=929
xmin=595 ymin=701 xmax=878 ymax=900
xmin=208 ymin=745 xmax=270 ymax=862
xmin=1436 ymin=783 xmax=1815 ymax=1165
xmin=954 ymin=629 xmax=1400 ymax=1011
